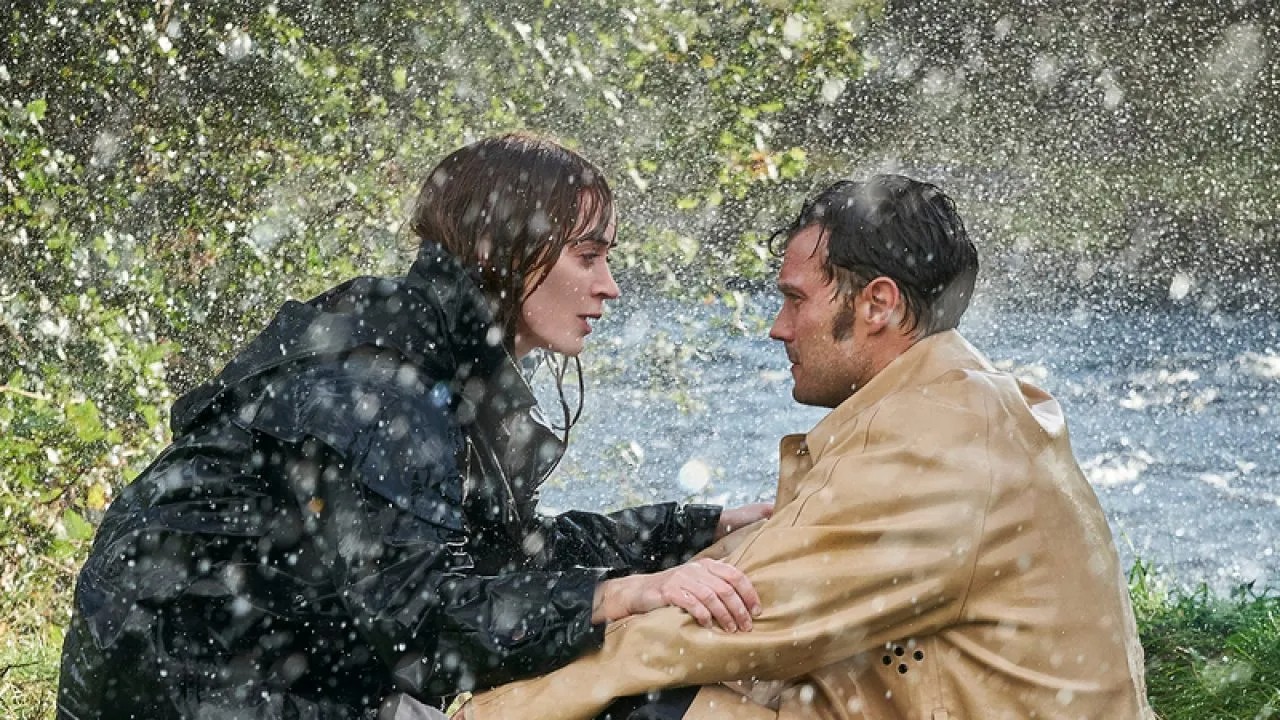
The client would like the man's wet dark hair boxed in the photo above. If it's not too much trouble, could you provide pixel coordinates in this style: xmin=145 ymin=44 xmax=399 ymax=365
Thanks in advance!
xmin=770 ymin=174 xmax=979 ymax=336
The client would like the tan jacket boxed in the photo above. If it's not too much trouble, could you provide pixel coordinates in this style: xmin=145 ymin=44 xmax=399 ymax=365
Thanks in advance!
xmin=466 ymin=331 xmax=1152 ymax=720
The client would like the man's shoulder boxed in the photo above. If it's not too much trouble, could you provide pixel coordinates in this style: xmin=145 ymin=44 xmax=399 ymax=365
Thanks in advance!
xmin=868 ymin=375 xmax=993 ymax=429
xmin=886 ymin=357 xmax=1048 ymax=424
xmin=820 ymin=366 xmax=1045 ymax=463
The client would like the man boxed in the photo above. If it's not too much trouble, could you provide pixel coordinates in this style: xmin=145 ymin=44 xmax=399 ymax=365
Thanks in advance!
xmin=455 ymin=175 xmax=1152 ymax=719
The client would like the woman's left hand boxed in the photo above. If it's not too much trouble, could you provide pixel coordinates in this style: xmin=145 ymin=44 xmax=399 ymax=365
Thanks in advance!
xmin=715 ymin=502 xmax=773 ymax=540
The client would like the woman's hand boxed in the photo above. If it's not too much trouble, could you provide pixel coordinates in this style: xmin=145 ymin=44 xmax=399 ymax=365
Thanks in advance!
xmin=593 ymin=558 xmax=761 ymax=632
xmin=715 ymin=502 xmax=774 ymax=540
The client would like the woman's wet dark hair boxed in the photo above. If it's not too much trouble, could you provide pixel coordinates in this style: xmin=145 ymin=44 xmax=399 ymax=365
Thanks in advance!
xmin=769 ymin=174 xmax=979 ymax=336
xmin=409 ymin=132 xmax=615 ymax=347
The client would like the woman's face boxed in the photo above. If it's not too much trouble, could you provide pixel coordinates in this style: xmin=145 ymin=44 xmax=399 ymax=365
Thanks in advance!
xmin=515 ymin=211 xmax=620 ymax=358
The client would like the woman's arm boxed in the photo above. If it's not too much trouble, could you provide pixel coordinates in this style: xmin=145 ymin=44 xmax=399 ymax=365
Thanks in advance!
xmin=536 ymin=501 xmax=773 ymax=573
xmin=308 ymin=434 xmax=611 ymax=697
xmin=533 ymin=503 xmax=720 ymax=573
xmin=296 ymin=395 xmax=761 ymax=698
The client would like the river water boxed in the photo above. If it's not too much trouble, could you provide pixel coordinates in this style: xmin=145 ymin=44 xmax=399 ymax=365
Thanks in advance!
xmin=539 ymin=294 xmax=1280 ymax=594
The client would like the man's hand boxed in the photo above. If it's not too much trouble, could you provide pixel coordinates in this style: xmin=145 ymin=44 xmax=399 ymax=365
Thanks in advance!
xmin=716 ymin=502 xmax=773 ymax=540
xmin=593 ymin=558 xmax=761 ymax=632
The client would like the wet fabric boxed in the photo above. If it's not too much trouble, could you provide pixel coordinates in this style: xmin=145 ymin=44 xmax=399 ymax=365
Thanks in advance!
xmin=380 ymin=693 xmax=449 ymax=720
xmin=595 ymin=687 xmax=698 ymax=720
xmin=57 ymin=246 xmax=720 ymax=720
xmin=464 ymin=330 xmax=1152 ymax=720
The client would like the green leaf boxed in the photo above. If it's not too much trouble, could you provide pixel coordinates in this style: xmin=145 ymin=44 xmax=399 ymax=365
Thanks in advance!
xmin=62 ymin=509 xmax=94 ymax=541
xmin=46 ymin=623 xmax=66 ymax=648
xmin=26 ymin=98 xmax=48 ymax=122
xmin=66 ymin=399 xmax=105 ymax=443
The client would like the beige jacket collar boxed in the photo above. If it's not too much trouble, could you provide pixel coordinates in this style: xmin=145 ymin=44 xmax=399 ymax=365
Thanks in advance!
xmin=803 ymin=329 xmax=989 ymax=462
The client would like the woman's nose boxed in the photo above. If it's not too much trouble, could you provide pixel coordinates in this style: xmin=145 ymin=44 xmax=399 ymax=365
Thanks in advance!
xmin=597 ymin=262 xmax=621 ymax=299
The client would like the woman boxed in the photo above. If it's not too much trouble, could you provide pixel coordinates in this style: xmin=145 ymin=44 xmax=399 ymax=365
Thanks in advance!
xmin=58 ymin=134 xmax=770 ymax=720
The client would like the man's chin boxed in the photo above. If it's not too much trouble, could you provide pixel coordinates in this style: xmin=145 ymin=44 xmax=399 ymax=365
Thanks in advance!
xmin=792 ymin=385 xmax=842 ymax=409
xmin=791 ymin=386 xmax=817 ymax=406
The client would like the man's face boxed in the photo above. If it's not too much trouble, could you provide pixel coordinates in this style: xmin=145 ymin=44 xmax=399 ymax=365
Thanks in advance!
xmin=768 ymin=224 xmax=869 ymax=408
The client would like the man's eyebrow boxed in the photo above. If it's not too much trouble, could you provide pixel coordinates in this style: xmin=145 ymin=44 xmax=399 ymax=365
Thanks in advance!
xmin=777 ymin=281 xmax=803 ymax=296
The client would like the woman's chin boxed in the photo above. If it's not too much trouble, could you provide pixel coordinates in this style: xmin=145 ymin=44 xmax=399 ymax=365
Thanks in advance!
xmin=552 ymin=336 xmax=587 ymax=357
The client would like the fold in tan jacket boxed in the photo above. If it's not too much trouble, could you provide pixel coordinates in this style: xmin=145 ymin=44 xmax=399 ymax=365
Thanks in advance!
xmin=465 ymin=331 xmax=1153 ymax=720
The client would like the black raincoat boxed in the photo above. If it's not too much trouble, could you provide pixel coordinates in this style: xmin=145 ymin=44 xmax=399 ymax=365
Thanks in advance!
xmin=57 ymin=247 xmax=720 ymax=720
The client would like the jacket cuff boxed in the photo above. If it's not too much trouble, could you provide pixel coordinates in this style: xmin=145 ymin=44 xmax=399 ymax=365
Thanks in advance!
xmin=553 ymin=567 xmax=611 ymax=654
xmin=681 ymin=503 xmax=722 ymax=554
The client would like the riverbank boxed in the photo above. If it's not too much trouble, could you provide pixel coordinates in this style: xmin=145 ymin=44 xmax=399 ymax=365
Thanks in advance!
xmin=1133 ymin=564 xmax=1280 ymax=719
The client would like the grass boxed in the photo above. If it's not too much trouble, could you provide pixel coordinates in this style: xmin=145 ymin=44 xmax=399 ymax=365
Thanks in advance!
xmin=1 ymin=563 xmax=1276 ymax=719
xmin=0 ymin=638 xmax=60 ymax=720
xmin=1131 ymin=562 xmax=1280 ymax=719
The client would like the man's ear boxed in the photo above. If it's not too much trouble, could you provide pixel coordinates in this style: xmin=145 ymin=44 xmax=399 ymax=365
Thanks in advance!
xmin=860 ymin=277 xmax=904 ymax=333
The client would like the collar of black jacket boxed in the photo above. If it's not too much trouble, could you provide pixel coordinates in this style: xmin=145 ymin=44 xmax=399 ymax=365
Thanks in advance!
xmin=169 ymin=244 xmax=512 ymax=435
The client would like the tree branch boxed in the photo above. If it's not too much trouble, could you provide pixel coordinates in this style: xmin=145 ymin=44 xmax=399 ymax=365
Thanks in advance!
xmin=0 ymin=385 xmax=50 ymax=402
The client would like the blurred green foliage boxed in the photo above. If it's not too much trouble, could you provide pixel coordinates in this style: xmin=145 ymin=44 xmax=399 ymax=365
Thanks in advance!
xmin=0 ymin=0 xmax=879 ymax=677
xmin=845 ymin=0 xmax=1280 ymax=307
xmin=2 ymin=1 xmax=1278 ymax=718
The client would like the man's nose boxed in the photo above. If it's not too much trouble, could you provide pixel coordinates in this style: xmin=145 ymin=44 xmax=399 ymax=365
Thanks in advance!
xmin=768 ymin=310 xmax=789 ymax=342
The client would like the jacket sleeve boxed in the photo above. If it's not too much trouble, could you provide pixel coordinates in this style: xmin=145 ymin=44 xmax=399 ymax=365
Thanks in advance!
xmin=464 ymin=395 xmax=994 ymax=720
xmin=530 ymin=503 xmax=722 ymax=574
xmin=323 ymin=500 xmax=611 ymax=697
xmin=267 ymin=386 xmax=611 ymax=698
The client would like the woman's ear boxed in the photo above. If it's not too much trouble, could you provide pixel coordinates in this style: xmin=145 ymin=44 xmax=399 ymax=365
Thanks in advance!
xmin=860 ymin=277 xmax=905 ymax=333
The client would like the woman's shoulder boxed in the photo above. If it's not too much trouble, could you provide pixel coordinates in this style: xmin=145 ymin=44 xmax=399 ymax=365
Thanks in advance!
xmin=229 ymin=350 xmax=456 ymax=452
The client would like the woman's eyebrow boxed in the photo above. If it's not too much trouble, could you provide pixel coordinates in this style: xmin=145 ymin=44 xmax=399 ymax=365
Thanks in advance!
xmin=573 ymin=236 xmax=615 ymax=249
